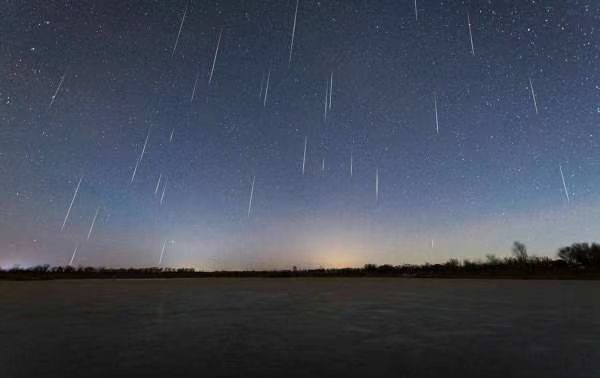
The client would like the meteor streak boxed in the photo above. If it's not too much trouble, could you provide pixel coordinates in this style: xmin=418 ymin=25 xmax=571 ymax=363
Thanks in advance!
xmin=69 ymin=244 xmax=79 ymax=266
xmin=302 ymin=137 xmax=307 ymax=175
xmin=248 ymin=176 xmax=255 ymax=217
xmin=208 ymin=29 xmax=223 ymax=85
xmin=529 ymin=77 xmax=539 ymax=114
xmin=86 ymin=206 xmax=100 ymax=240
xmin=467 ymin=12 xmax=475 ymax=55
xmin=48 ymin=69 xmax=67 ymax=110
xmin=130 ymin=127 xmax=151 ymax=184
xmin=171 ymin=2 xmax=189 ymax=57
xmin=288 ymin=0 xmax=299 ymax=66
xmin=559 ymin=163 xmax=570 ymax=203
xmin=60 ymin=175 xmax=83 ymax=232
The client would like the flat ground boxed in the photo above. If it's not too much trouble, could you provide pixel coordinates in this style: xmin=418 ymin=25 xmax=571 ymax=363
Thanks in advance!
xmin=1 ymin=278 xmax=599 ymax=378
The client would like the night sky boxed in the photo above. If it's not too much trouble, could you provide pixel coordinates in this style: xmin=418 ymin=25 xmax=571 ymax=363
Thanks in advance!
xmin=2 ymin=0 xmax=600 ymax=269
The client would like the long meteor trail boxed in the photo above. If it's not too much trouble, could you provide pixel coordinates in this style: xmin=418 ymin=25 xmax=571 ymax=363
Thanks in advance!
xmin=248 ymin=176 xmax=255 ymax=217
xmin=263 ymin=70 xmax=270 ymax=107
xmin=48 ymin=69 xmax=67 ymax=110
xmin=529 ymin=77 xmax=539 ymax=114
xmin=559 ymin=163 xmax=570 ymax=203
xmin=375 ymin=168 xmax=379 ymax=202
xmin=467 ymin=12 xmax=475 ymax=56
xmin=328 ymin=72 xmax=333 ymax=110
xmin=61 ymin=175 xmax=83 ymax=231
xmin=130 ymin=126 xmax=151 ymax=184
xmin=154 ymin=173 xmax=163 ymax=195
xmin=434 ymin=93 xmax=439 ymax=134
xmin=288 ymin=0 xmax=299 ymax=66
xmin=86 ymin=206 xmax=101 ymax=240
xmin=208 ymin=28 xmax=223 ymax=85
xmin=171 ymin=2 xmax=189 ymax=57
xmin=324 ymin=80 xmax=328 ymax=121
xmin=69 ymin=244 xmax=79 ymax=266
xmin=302 ymin=136 xmax=307 ymax=175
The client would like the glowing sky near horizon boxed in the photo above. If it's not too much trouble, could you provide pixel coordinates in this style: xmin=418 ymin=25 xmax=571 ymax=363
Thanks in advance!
xmin=2 ymin=0 xmax=600 ymax=269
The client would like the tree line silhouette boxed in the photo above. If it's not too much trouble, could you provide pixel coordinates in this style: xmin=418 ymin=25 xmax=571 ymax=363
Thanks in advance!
xmin=2 ymin=242 xmax=600 ymax=280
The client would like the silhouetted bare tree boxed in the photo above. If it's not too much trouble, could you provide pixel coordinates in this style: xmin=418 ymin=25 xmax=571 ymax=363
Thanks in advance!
xmin=512 ymin=241 xmax=528 ymax=263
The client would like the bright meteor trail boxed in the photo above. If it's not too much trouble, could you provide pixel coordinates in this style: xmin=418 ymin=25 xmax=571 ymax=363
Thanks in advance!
xmin=60 ymin=175 xmax=83 ymax=232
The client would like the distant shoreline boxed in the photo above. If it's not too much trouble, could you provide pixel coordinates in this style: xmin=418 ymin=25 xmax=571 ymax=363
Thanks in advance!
xmin=4 ymin=243 xmax=600 ymax=281
xmin=2 ymin=269 xmax=600 ymax=281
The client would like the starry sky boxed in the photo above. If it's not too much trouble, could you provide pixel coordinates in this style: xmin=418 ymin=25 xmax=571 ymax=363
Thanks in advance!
xmin=2 ymin=0 xmax=600 ymax=269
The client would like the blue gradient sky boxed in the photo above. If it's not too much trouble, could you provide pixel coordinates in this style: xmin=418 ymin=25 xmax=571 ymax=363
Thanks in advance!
xmin=1 ymin=0 xmax=599 ymax=269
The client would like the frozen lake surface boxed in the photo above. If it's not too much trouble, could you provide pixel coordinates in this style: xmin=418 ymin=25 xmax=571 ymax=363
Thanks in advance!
xmin=1 ymin=278 xmax=599 ymax=378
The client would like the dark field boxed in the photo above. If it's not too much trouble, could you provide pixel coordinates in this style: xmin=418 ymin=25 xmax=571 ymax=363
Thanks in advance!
xmin=1 ymin=278 xmax=599 ymax=378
